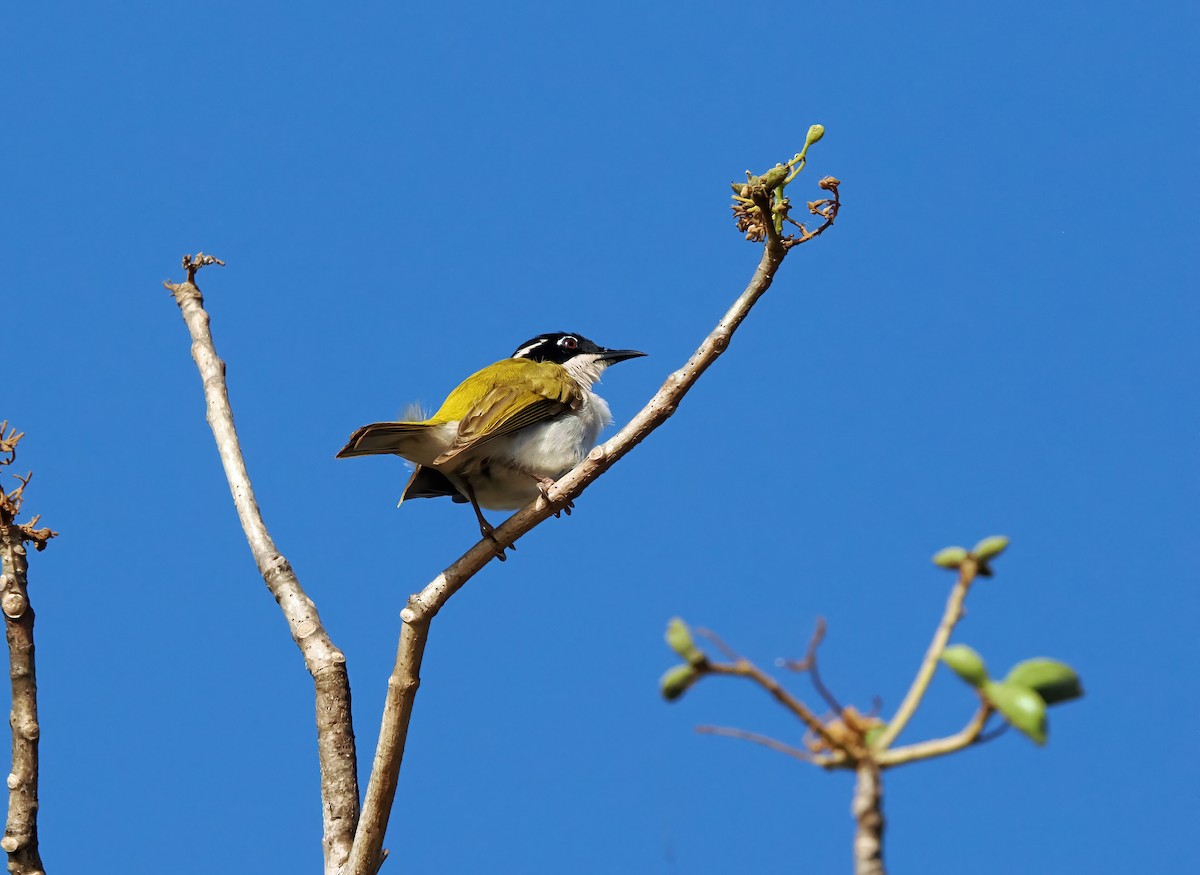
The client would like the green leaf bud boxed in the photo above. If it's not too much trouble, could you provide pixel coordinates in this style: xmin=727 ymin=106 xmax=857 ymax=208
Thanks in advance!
xmin=805 ymin=124 xmax=825 ymax=147
xmin=972 ymin=536 xmax=1010 ymax=562
xmin=665 ymin=617 xmax=707 ymax=667
xmin=932 ymin=546 xmax=969 ymax=569
xmin=983 ymin=680 xmax=1047 ymax=745
xmin=1004 ymin=658 xmax=1083 ymax=706
xmin=941 ymin=644 xmax=989 ymax=687
xmin=660 ymin=665 xmax=698 ymax=701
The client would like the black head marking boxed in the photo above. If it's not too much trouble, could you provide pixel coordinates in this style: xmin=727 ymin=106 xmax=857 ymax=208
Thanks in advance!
xmin=511 ymin=332 xmax=603 ymax=364
xmin=511 ymin=332 xmax=647 ymax=367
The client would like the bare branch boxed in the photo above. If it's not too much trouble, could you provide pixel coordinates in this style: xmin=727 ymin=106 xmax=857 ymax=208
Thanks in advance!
xmin=873 ymin=559 xmax=980 ymax=750
xmin=782 ymin=176 xmax=842 ymax=249
xmin=346 ymin=170 xmax=839 ymax=874
xmin=0 ymin=440 xmax=48 ymax=875
xmin=852 ymin=762 xmax=885 ymax=875
xmin=696 ymin=725 xmax=816 ymax=763
xmin=705 ymin=659 xmax=846 ymax=758
xmin=164 ymin=260 xmax=359 ymax=873
xmin=877 ymin=703 xmax=992 ymax=768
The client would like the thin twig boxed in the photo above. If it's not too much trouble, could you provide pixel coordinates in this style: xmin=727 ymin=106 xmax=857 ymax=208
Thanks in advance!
xmin=345 ymin=170 xmax=835 ymax=875
xmin=778 ymin=617 xmax=844 ymax=714
xmin=873 ymin=560 xmax=979 ymax=750
xmin=876 ymin=703 xmax=992 ymax=768
xmin=783 ymin=177 xmax=841 ymax=249
xmin=696 ymin=725 xmax=815 ymax=763
xmin=0 ymin=424 xmax=23 ymax=463
xmin=164 ymin=256 xmax=359 ymax=874
xmin=695 ymin=627 xmax=742 ymax=662
xmin=705 ymin=660 xmax=845 ymax=755
xmin=0 ymin=433 xmax=49 ymax=875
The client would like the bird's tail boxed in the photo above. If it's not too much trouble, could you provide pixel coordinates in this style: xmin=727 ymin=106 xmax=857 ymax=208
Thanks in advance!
xmin=335 ymin=421 xmax=433 ymax=458
xmin=398 ymin=465 xmax=465 ymax=506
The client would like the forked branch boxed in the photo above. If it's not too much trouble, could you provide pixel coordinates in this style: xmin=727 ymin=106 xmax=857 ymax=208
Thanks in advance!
xmin=662 ymin=538 xmax=1052 ymax=875
xmin=344 ymin=172 xmax=842 ymax=875
xmin=163 ymin=154 xmax=839 ymax=875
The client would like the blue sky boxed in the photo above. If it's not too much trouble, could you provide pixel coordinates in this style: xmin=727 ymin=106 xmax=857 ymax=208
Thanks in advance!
xmin=3 ymin=2 xmax=1196 ymax=872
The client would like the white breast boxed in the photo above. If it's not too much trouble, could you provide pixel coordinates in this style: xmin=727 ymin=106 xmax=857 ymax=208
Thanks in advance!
xmin=464 ymin=389 xmax=613 ymax=509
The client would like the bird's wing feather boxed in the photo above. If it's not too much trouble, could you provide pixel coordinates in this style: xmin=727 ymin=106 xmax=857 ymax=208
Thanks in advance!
xmin=433 ymin=361 xmax=581 ymax=465
xmin=336 ymin=421 xmax=431 ymax=458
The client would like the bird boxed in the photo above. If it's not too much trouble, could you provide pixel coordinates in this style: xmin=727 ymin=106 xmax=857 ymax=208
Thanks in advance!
xmin=336 ymin=332 xmax=645 ymax=554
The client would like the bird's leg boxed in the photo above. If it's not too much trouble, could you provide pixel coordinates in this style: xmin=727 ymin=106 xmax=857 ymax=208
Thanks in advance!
xmin=459 ymin=479 xmax=514 ymax=560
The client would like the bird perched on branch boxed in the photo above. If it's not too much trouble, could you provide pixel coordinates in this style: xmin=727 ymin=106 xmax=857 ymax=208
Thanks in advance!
xmin=337 ymin=332 xmax=644 ymax=555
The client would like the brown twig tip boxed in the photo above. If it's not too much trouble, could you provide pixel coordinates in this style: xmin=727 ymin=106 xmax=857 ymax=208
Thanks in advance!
xmin=0 ymin=423 xmax=25 ymax=464
xmin=164 ymin=253 xmax=225 ymax=299
xmin=164 ymin=252 xmax=227 ymax=289
xmin=0 ymin=448 xmax=58 ymax=550
xmin=782 ymin=177 xmax=841 ymax=250
xmin=182 ymin=252 xmax=226 ymax=273
xmin=778 ymin=617 xmax=845 ymax=714
xmin=779 ymin=617 xmax=828 ymax=672
xmin=731 ymin=174 xmax=842 ymax=248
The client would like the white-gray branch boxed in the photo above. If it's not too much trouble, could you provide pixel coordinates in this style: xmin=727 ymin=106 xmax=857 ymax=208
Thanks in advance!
xmin=165 ymin=267 xmax=360 ymax=873
xmin=345 ymin=211 xmax=795 ymax=874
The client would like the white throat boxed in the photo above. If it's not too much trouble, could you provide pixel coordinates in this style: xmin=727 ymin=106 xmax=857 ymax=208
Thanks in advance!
xmin=561 ymin=353 xmax=609 ymax=388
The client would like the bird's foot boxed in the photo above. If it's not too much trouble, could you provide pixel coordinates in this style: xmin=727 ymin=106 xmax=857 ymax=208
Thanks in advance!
xmin=478 ymin=521 xmax=515 ymax=561
xmin=537 ymin=477 xmax=573 ymax=518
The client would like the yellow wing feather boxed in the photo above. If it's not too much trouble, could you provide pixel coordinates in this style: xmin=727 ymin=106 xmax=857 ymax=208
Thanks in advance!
xmin=432 ymin=359 xmax=581 ymax=465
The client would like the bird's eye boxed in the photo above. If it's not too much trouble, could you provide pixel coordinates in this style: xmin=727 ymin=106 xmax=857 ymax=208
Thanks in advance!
xmin=559 ymin=336 xmax=578 ymax=350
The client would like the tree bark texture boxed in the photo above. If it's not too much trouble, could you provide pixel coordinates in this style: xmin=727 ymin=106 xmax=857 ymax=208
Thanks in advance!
xmin=0 ymin=525 xmax=44 ymax=875
xmin=852 ymin=763 xmax=885 ymax=875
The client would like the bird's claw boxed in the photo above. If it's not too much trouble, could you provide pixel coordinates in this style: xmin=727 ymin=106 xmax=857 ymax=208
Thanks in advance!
xmin=537 ymin=477 xmax=574 ymax=518
xmin=479 ymin=523 xmax=515 ymax=561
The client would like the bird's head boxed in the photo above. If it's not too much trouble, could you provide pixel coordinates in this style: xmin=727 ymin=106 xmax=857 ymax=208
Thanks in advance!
xmin=511 ymin=332 xmax=645 ymax=386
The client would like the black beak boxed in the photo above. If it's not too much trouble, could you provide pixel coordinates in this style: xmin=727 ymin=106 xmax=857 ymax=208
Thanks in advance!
xmin=596 ymin=348 xmax=647 ymax=364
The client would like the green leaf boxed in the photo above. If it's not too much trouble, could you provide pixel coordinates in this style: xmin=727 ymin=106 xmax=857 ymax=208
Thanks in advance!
xmin=1005 ymin=658 xmax=1083 ymax=706
xmin=941 ymin=644 xmax=989 ymax=687
xmin=660 ymin=665 xmax=698 ymax=702
xmin=665 ymin=617 xmax=707 ymax=667
xmin=972 ymin=535 xmax=1010 ymax=562
xmin=983 ymin=680 xmax=1047 ymax=745
xmin=932 ymin=546 xmax=969 ymax=569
